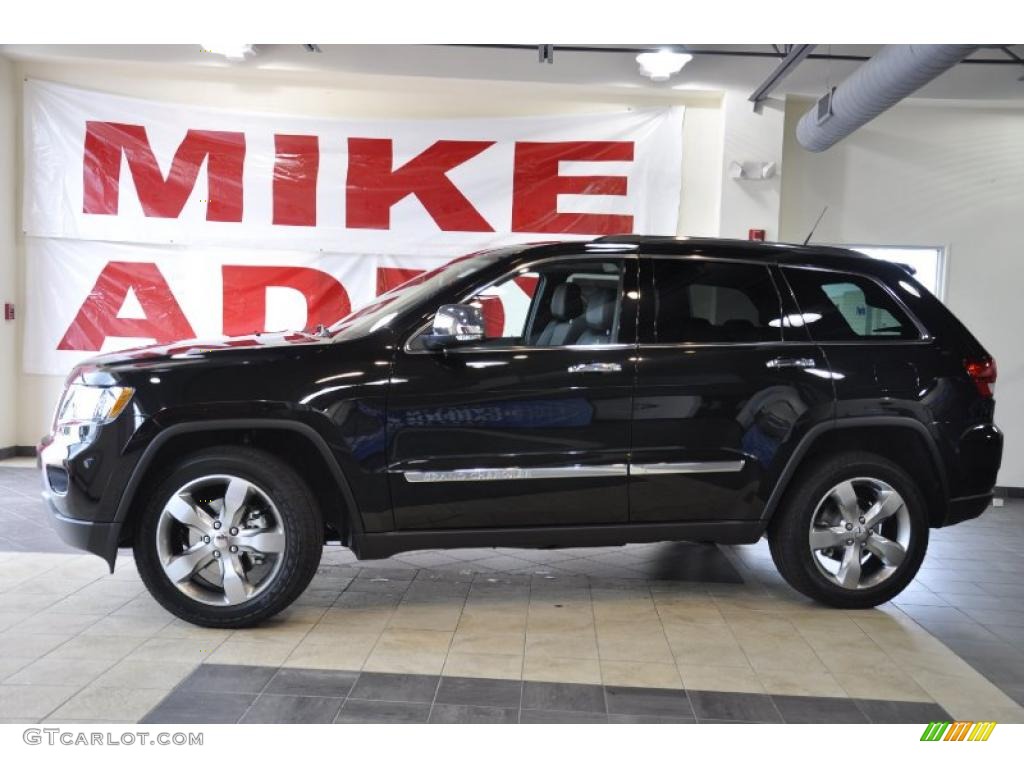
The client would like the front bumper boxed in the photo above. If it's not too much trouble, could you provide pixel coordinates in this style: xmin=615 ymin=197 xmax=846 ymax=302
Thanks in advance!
xmin=44 ymin=490 xmax=122 ymax=571
xmin=38 ymin=414 xmax=142 ymax=570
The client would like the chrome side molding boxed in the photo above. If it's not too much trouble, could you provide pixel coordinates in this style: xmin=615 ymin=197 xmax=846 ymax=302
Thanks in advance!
xmin=568 ymin=362 xmax=623 ymax=374
xmin=402 ymin=460 xmax=745 ymax=482
xmin=765 ymin=357 xmax=816 ymax=369
xmin=631 ymin=460 xmax=746 ymax=475
xmin=403 ymin=465 xmax=628 ymax=483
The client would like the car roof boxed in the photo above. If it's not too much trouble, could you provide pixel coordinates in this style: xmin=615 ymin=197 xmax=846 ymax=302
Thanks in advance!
xmin=510 ymin=236 xmax=912 ymax=281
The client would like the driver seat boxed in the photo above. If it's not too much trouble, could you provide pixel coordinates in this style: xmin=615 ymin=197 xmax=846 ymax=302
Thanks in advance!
xmin=535 ymin=283 xmax=585 ymax=346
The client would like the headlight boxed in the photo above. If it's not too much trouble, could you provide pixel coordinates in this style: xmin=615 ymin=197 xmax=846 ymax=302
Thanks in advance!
xmin=55 ymin=385 xmax=135 ymax=428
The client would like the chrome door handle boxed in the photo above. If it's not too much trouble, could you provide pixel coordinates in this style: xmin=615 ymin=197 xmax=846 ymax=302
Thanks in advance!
xmin=568 ymin=362 xmax=622 ymax=374
xmin=765 ymin=357 xmax=816 ymax=369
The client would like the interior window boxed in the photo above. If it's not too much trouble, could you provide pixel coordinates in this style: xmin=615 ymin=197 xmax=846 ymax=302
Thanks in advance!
xmin=845 ymin=245 xmax=945 ymax=299
xmin=646 ymin=259 xmax=783 ymax=343
xmin=413 ymin=259 xmax=625 ymax=349
xmin=783 ymin=268 xmax=919 ymax=341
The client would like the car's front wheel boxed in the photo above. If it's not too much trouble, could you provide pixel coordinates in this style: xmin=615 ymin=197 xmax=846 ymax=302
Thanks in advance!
xmin=767 ymin=451 xmax=929 ymax=609
xmin=133 ymin=446 xmax=323 ymax=628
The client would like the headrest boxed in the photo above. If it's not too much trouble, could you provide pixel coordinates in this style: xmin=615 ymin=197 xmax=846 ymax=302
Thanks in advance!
xmin=585 ymin=290 xmax=615 ymax=330
xmin=550 ymin=283 xmax=583 ymax=320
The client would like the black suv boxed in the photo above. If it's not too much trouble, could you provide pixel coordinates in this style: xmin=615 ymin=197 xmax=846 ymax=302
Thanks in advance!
xmin=40 ymin=237 xmax=1003 ymax=627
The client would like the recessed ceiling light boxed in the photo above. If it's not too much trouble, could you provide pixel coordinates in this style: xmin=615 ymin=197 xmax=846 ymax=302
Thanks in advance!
xmin=200 ymin=44 xmax=254 ymax=62
xmin=636 ymin=50 xmax=693 ymax=82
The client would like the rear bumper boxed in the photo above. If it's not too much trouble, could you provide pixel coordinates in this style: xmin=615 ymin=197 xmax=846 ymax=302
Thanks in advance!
xmin=941 ymin=492 xmax=993 ymax=528
xmin=44 ymin=490 xmax=122 ymax=571
xmin=933 ymin=421 xmax=1002 ymax=527
xmin=952 ymin=422 xmax=1003 ymax=496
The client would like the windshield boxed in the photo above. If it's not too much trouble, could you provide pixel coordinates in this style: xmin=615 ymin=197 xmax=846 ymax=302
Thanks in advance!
xmin=329 ymin=248 xmax=512 ymax=341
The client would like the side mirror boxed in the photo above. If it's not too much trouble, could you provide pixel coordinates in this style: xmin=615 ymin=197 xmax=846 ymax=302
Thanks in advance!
xmin=422 ymin=304 xmax=485 ymax=350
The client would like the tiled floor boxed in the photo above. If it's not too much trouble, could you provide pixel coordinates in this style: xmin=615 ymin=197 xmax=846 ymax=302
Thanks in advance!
xmin=0 ymin=465 xmax=78 ymax=553
xmin=1 ymin=462 xmax=1023 ymax=723
xmin=138 ymin=664 xmax=951 ymax=724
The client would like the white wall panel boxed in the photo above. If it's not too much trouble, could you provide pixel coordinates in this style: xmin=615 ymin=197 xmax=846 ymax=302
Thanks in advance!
xmin=0 ymin=58 xmax=17 ymax=449
xmin=781 ymin=96 xmax=1024 ymax=486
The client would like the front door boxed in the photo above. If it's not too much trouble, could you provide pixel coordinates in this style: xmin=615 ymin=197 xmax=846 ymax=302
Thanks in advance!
xmin=630 ymin=255 xmax=835 ymax=522
xmin=387 ymin=255 xmax=639 ymax=530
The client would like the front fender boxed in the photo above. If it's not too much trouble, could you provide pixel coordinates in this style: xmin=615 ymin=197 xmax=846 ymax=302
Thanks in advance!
xmin=113 ymin=417 xmax=369 ymax=539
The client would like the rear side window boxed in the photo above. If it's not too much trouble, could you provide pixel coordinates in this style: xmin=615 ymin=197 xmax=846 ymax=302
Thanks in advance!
xmin=783 ymin=268 xmax=920 ymax=341
xmin=645 ymin=259 xmax=783 ymax=343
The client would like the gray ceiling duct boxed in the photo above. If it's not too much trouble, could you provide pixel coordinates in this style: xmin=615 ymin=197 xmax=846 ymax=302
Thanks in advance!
xmin=796 ymin=44 xmax=978 ymax=152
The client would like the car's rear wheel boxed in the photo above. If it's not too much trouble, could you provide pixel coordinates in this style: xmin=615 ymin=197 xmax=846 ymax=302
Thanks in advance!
xmin=767 ymin=451 xmax=929 ymax=609
xmin=134 ymin=447 xmax=322 ymax=627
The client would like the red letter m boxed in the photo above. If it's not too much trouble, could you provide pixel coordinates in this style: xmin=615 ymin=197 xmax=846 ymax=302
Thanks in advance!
xmin=83 ymin=122 xmax=245 ymax=221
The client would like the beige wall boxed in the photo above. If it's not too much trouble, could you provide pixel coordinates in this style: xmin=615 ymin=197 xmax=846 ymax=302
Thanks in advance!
xmin=718 ymin=92 xmax=786 ymax=240
xmin=0 ymin=58 xmax=17 ymax=449
xmin=781 ymin=96 xmax=1024 ymax=486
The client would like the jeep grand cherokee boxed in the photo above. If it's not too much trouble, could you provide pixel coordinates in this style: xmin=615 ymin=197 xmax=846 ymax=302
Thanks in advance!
xmin=40 ymin=237 xmax=1003 ymax=627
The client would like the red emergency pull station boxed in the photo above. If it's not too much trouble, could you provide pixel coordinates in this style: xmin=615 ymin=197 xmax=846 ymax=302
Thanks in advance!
xmin=748 ymin=229 xmax=766 ymax=242
xmin=4 ymin=303 xmax=14 ymax=321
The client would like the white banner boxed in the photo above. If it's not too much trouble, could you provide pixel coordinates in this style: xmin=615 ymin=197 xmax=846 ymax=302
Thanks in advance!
xmin=23 ymin=238 xmax=455 ymax=376
xmin=22 ymin=80 xmax=684 ymax=375
xmin=24 ymin=80 xmax=684 ymax=254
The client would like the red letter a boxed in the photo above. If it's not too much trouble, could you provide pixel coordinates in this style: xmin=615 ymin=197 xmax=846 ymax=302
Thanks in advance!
xmin=58 ymin=261 xmax=195 ymax=351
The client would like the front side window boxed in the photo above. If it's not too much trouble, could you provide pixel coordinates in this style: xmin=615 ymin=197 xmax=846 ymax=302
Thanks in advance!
xmin=644 ymin=259 xmax=783 ymax=344
xmin=409 ymin=258 xmax=626 ymax=350
xmin=783 ymin=268 xmax=919 ymax=341
xmin=330 ymin=248 xmax=512 ymax=341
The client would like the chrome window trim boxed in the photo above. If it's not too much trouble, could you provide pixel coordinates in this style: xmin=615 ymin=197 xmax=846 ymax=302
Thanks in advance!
xmin=408 ymin=342 xmax=636 ymax=355
xmin=402 ymin=253 xmax=639 ymax=355
xmin=402 ymin=464 xmax=628 ymax=483
xmin=801 ymin=338 xmax=934 ymax=347
xmin=639 ymin=252 xmax=781 ymax=268
xmin=632 ymin=460 xmax=746 ymax=475
xmin=634 ymin=338 xmax=934 ymax=350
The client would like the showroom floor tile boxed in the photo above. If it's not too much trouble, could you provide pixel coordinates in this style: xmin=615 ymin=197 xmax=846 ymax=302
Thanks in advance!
xmin=136 ymin=663 xmax=959 ymax=724
xmin=1 ymin=465 xmax=1023 ymax=722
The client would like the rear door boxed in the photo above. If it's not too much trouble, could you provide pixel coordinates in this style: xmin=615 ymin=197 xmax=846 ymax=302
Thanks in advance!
xmin=629 ymin=255 xmax=834 ymax=523
xmin=387 ymin=255 xmax=639 ymax=530
xmin=779 ymin=266 xmax=932 ymax=410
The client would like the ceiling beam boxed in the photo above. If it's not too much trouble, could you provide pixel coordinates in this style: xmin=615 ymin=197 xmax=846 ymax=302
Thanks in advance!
xmin=442 ymin=44 xmax=1024 ymax=66
xmin=748 ymin=44 xmax=816 ymax=108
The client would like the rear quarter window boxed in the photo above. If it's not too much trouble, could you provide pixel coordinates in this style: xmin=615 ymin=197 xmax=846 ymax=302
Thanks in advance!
xmin=783 ymin=268 xmax=920 ymax=341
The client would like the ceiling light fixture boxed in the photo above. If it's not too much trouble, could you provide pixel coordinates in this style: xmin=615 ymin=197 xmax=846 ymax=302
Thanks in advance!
xmin=636 ymin=50 xmax=693 ymax=81
xmin=200 ymin=44 xmax=254 ymax=62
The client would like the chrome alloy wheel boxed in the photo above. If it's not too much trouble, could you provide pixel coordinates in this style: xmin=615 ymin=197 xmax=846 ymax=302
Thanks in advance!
xmin=808 ymin=477 xmax=911 ymax=590
xmin=155 ymin=475 xmax=287 ymax=606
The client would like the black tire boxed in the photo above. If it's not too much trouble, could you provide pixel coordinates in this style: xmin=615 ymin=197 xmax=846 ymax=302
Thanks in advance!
xmin=133 ymin=446 xmax=323 ymax=628
xmin=767 ymin=450 xmax=929 ymax=609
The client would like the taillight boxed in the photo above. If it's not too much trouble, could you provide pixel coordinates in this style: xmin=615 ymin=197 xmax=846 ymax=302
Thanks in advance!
xmin=965 ymin=357 xmax=997 ymax=398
